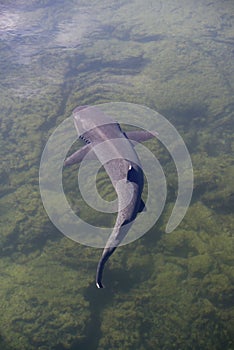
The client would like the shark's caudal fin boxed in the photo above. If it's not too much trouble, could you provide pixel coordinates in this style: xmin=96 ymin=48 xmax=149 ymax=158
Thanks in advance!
xmin=96 ymin=263 xmax=105 ymax=289
xmin=96 ymin=247 xmax=116 ymax=288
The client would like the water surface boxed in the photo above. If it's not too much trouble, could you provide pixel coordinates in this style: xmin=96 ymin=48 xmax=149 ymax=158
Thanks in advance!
xmin=0 ymin=0 xmax=233 ymax=349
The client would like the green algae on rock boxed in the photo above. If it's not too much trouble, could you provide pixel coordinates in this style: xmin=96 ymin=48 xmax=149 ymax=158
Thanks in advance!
xmin=0 ymin=241 xmax=92 ymax=350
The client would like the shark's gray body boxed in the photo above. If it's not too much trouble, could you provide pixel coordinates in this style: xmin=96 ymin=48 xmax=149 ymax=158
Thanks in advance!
xmin=64 ymin=106 xmax=155 ymax=288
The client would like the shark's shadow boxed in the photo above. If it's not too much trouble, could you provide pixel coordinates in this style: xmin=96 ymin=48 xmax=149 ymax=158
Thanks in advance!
xmin=71 ymin=283 xmax=114 ymax=350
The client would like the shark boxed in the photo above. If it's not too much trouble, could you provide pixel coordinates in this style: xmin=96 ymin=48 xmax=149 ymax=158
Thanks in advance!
xmin=64 ymin=105 xmax=156 ymax=288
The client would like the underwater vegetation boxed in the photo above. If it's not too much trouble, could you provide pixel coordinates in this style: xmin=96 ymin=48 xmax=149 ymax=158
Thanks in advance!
xmin=0 ymin=0 xmax=234 ymax=349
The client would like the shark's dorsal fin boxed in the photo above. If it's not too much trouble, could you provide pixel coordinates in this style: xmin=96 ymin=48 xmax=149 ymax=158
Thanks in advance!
xmin=127 ymin=164 xmax=137 ymax=182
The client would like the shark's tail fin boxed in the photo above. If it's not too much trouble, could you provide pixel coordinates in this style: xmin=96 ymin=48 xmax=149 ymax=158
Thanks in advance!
xmin=96 ymin=247 xmax=116 ymax=288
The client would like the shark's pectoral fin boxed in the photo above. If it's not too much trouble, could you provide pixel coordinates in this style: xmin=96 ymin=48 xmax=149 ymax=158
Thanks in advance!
xmin=125 ymin=130 xmax=158 ymax=143
xmin=64 ymin=144 xmax=96 ymax=166
xmin=138 ymin=198 xmax=146 ymax=212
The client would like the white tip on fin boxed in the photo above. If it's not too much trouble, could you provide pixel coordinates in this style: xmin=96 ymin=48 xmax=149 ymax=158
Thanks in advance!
xmin=96 ymin=281 xmax=105 ymax=289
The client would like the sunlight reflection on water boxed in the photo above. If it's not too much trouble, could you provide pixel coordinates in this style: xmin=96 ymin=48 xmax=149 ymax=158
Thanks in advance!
xmin=0 ymin=2 xmax=99 ymax=96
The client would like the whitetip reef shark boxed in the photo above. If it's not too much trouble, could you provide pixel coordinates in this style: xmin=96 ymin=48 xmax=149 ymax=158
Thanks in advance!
xmin=64 ymin=105 xmax=156 ymax=288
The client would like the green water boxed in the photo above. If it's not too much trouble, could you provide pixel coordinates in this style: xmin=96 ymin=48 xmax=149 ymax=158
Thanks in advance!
xmin=0 ymin=0 xmax=233 ymax=349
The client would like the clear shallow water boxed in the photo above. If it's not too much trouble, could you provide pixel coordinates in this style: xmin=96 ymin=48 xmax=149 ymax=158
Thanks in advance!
xmin=0 ymin=0 xmax=234 ymax=349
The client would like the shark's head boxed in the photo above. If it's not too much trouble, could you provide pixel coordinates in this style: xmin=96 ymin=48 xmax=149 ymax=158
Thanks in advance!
xmin=72 ymin=105 xmax=116 ymax=137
